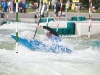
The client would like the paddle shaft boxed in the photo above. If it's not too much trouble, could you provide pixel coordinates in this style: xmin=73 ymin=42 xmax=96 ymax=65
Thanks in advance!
xmin=33 ymin=17 xmax=41 ymax=39
xmin=33 ymin=0 xmax=42 ymax=39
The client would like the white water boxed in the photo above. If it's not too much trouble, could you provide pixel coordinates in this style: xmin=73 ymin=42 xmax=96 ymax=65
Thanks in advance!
xmin=0 ymin=22 xmax=100 ymax=75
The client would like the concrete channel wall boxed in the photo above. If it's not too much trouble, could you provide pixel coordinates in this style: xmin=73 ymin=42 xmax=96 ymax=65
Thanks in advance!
xmin=0 ymin=12 xmax=100 ymax=38
xmin=75 ymin=22 xmax=100 ymax=37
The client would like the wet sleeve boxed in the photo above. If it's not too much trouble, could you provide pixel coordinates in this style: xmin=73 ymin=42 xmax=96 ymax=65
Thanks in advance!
xmin=43 ymin=26 xmax=48 ymax=29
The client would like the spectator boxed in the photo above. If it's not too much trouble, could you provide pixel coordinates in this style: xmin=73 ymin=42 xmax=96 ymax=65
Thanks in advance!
xmin=51 ymin=0 xmax=55 ymax=9
xmin=92 ymin=6 xmax=96 ymax=12
xmin=75 ymin=4 xmax=80 ymax=12
xmin=22 ymin=0 xmax=27 ymax=13
xmin=33 ymin=2 xmax=38 ymax=9
xmin=18 ymin=1 xmax=23 ymax=13
xmin=80 ymin=6 xmax=84 ymax=10
xmin=13 ymin=0 xmax=16 ymax=13
xmin=8 ymin=0 xmax=11 ymax=13
xmin=0 ymin=2 xmax=1 ymax=7
xmin=55 ymin=1 xmax=60 ymax=17
xmin=29 ymin=1 xmax=32 ymax=9
xmin=39 ymin=2 xmax=45 ymax=17
xmin=66 ymin=0 xmax=70 ymax=12
xmin=2 ymin=0 xmax=8 ymax=12
xmin=98 ymin=6 xmax=100 ymax=11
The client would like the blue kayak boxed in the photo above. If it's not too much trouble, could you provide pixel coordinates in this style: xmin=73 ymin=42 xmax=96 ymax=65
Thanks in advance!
xmin=11 ymin=35 xmax=72 ymax=54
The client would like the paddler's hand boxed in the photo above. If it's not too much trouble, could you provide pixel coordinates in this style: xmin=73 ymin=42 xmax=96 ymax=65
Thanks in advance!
xmin=36 ymin=25 xmax=41 ymax=29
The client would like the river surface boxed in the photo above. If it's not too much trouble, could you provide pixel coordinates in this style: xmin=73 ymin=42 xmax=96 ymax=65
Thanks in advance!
xmin=0 ymin=22 xmax=100 ymax=75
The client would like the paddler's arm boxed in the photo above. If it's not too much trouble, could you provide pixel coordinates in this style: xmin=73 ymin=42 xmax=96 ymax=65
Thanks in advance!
xmin=36 ymin=25 xmax=47 ymax=29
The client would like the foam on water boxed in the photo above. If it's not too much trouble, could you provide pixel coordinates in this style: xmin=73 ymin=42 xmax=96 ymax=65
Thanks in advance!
xmin=0 ymin=22 xmax=100 ymax=75
xmin=0 ymin=22 xmax=37 ymax=29
xmin=0 ymin=46 xmax=100 ymax=75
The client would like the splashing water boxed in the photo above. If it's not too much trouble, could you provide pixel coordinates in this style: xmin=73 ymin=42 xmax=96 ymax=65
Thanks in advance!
xmin=0 ymin=22 xmax=100 ymax=75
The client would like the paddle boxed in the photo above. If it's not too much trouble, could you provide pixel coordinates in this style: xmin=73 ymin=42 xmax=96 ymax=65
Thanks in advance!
xmin=33 ymin=16 xmax=41 ymax=39
xmin=33 ymin=2 xmax=42 ymax=39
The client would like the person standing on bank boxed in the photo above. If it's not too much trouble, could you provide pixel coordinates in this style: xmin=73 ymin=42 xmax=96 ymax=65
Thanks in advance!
xmin=22 ymin=0 xmax=27 ymax=13
xmin=2 ymin=0 xmax=8 ymax=12
xmin=8 ymin=0 xmax=11 ymax=13
xmin=39 ymin=2 xmax=46 ymax=17
xmin=13 ymin=0 xmax=16 ymax=13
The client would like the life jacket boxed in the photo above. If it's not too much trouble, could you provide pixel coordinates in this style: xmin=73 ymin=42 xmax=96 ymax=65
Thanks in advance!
xmin=47 ymin=34 xmax=62 ymax=43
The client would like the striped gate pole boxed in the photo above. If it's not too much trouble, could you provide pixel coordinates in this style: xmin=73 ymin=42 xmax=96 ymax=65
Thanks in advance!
xmin=88 ymin=0 xmax=92 ymax=38
xmin=46 ymin=0 xmax=49 ymax=26
xmin=7 ymin=10 xmax=8 ymax=25
xmin=59 ymin=0 xmax=63 ymax=17
xmin=56 ymin=0 xmax=63 ymax=31
xmin=16 ymin=0 xmax=18 ymax=53
xmin=54 ymin=1 xmax=56 ymax=20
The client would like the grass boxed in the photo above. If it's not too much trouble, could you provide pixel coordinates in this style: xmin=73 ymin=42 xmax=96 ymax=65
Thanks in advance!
xmin=69 ymin=10 xmax=89 ymax=13
xmin=26 ymin=8 xmax=36 ymax=13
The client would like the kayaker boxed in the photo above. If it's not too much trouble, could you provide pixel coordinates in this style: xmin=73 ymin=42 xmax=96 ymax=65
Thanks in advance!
xmin=37 ymin=26 xmax=62 ymax=43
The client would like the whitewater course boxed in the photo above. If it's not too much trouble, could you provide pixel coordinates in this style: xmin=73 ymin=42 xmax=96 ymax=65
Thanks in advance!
xmin=0 ymin=13 xmax=100 ymax=75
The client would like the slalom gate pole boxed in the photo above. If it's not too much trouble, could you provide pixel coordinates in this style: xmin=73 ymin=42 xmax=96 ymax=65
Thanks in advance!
xmin=33 ymin=0 xmax=42 ymax=39
xmin=7 ymin=10 xmax=8 ymax=25
xmin=56 ymin=0 xmax=63 ymax=31
xmin=46 ymin=0 xmax=49 ymax=26
xmin=16 ymin=0 xmax=18 ymax=53
xmin=54 ymin=1 xmax=56 ymax=20
xmin=88 ymin=0 xmax=92 ymax=38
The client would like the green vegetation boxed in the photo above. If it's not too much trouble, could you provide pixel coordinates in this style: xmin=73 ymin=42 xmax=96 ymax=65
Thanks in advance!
xmin=26 ymin=0 xmax=100 ymax=13
xmin=26 ymin=8 xmax=36 ymax=13
xmin=26 ymin=0 xmax=100 ymax=8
